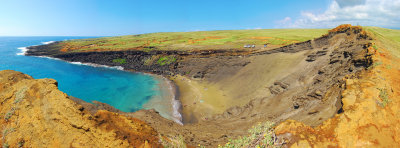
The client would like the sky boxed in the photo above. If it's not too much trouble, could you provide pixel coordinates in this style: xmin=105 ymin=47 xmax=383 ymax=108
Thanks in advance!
xmin=0 ymin=0 xmax=398 ymax=36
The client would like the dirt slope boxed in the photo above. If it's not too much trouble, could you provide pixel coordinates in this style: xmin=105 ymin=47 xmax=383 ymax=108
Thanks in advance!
xmin=0 ymin=70 xmax=160 ymax=147
xmin=173 ymin=25 xmax=372 ymax=125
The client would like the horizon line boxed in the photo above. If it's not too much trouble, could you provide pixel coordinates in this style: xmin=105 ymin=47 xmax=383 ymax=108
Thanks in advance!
xmin=1 ymin=26 xmax=396 ymax=37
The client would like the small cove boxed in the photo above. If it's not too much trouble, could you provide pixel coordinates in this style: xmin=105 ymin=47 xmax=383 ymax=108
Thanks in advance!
xmin=0 ymin=36 xmax=180 ymax=123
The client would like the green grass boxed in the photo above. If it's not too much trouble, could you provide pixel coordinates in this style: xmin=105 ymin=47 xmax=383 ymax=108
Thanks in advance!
xmin=157 ymin=56 xmax=176 ymax=66
xmin=59 ymin=29 xmax=328 ymax=52
xmin=112 ymin=58 xmax=126 ymax=64
xmin=372 ymin=44 xmax=378 ymax=50
xmin=364 ymin=27 xmax=400 ymax=108
xmin=365 ymin=27 xmax=400 ymax=58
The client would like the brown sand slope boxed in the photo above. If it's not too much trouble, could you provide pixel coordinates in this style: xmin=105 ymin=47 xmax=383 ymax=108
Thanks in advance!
xmin=172 ymin=25 xmax=371 ymax=125
xmin=0 ymin=70 xmax=160 ymax=147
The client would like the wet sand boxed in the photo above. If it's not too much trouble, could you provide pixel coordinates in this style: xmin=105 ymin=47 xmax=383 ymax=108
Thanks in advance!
xmin=142 ymin=74 xmax=183 ymax=124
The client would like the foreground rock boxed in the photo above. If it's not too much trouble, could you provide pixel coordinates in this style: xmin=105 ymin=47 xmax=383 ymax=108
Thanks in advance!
xmin=0 ymin=70 xmax=160 ymax=147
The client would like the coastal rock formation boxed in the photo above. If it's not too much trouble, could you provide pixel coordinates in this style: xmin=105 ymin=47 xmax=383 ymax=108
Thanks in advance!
xmin=0 ymin=70 xmax=160 ymax=147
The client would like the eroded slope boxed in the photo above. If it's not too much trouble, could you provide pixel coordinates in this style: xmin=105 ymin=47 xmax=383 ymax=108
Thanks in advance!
xmin=273 ymin=26 xmax=400 ymax=147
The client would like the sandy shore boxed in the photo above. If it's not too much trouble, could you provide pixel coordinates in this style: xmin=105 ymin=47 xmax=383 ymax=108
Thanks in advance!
xmin=142 ymin=74 xmax=183 ymax=125
xmin=144 ymin=74 xmax=237 ymax=124
xmin=170 ymin=75 xmax=233 ymax=123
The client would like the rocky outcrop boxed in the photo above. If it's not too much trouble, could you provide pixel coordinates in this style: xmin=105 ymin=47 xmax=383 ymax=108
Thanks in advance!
xmin=26 ymin=45 xmax=250 ymax=76
xmin=0 ymin=70 xmax=160 ymax=147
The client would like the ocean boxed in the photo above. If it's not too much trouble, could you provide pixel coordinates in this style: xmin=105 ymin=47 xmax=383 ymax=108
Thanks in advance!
xmin=0 ymin=37 xmax=181 ymax=124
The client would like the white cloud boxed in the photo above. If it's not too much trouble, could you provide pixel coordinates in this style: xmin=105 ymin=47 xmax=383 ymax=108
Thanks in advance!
xmin=276 ymin=0 xmax=400 ymax=28
xmin=276 ymin=17 xmax=292 ymax=25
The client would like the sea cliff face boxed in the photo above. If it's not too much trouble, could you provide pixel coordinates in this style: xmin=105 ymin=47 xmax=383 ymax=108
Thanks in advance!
xmin=0 ymin=70 xmax=160 ymax=147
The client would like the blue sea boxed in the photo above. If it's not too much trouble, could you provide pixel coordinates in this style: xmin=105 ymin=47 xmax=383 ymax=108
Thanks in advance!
xmin=0 ymin=37 xmax=180 ymax=123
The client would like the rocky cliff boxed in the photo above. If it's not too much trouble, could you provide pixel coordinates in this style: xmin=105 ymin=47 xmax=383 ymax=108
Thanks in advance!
xmin=0 ymin=70 xmax=161 ymax=147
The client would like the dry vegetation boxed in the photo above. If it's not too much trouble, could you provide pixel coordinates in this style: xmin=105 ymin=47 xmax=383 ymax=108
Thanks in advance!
xmin=56 ymin=29 xmax=328 ymax=52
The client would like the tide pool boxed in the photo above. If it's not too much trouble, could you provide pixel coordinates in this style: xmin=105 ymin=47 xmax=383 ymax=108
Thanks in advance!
xmin=0 ymin=37 xmax=176 ymax=119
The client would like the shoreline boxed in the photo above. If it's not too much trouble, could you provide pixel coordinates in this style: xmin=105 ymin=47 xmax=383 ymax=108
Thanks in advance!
xmin=17 ymin=41 xmax=56 ymax=56
xmin=22 ymin=42 xmax=184 ymax=125
xmin=170 ymin=75 xmax=232 ymax=123
xmin=143 ymin=74 xmax=183 ymax=125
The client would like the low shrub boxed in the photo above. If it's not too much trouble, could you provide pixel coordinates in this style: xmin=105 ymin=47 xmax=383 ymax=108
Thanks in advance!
xmin=219 ymin=121 xmax=278 ymax=148
xmin=157 ymin=56 xmax=176 ymax=66
xmin=377 ymin=88 xmax=390 ymax=107
xmin=160 ymin=135 xmax=186 ymax=148
xmin=4 ymin=108 xmax=15 ymax=122
xmin=112 ymin=58 xmax=126 ymax=64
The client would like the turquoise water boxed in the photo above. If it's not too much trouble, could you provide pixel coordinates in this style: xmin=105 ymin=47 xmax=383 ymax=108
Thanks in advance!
xmin=0 ymin=37 xmax=164 ymax=112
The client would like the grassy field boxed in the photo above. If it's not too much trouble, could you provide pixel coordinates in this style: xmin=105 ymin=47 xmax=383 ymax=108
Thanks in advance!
xmin=59 ymin=29 xmax=329 ymax=52
xmin=365 ymin=27 xmax=400 ymax=58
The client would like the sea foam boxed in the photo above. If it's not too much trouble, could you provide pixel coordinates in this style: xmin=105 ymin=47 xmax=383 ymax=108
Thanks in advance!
xmin=41 ymin=41 xmax=55 ymax=45
xmin=143 ymin=75 xmax=183 ymax=125
xmin=18 ymin=41 xmax=124 ymax=70
xmin=16 ymin=47 xmax=28 ymax=55
xmin=70 ymin=61 xmax=124 ymax=70
xmin=16 ymin=40 xmax=55 ymax=55
xmin=165 ymin=77 xmax=183 ymax=125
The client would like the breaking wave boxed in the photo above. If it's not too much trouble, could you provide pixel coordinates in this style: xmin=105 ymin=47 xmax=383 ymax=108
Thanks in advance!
xmin=69 ymin=61 xmax=124 ymax=70
xmin=16 ymin=47 xmax=28 ymax=55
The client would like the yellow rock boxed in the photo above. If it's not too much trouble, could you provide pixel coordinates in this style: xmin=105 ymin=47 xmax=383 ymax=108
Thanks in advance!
xmin=0 ymin=70 xmax=161 ymax=147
